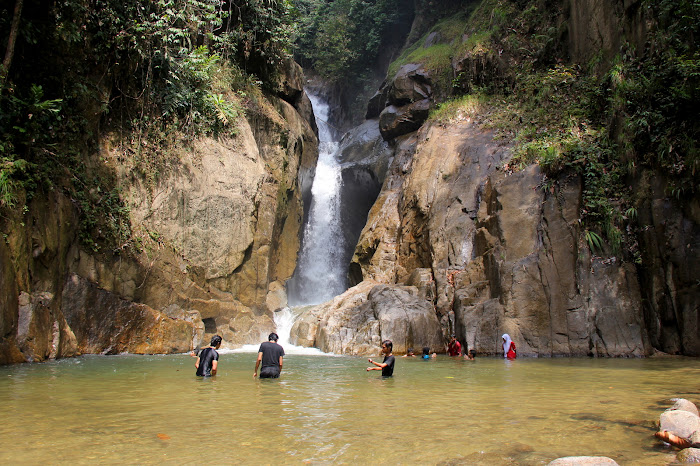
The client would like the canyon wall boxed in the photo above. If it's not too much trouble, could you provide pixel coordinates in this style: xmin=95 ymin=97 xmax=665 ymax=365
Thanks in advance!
xmin=291 ymin=0 xmax=698 ymax=357
xmin=0 ymin=61 xmax=318 ymax=364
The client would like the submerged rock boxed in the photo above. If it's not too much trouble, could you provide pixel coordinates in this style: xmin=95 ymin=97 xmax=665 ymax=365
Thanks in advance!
xmin=677 ymin=448 xmax=700 ymax=464
xmin=547 ymin=457 xmax=618 ymax=465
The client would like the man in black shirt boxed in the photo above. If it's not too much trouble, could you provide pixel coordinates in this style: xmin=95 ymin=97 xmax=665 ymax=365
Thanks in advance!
xmin=367 ymin=339 xmax=395 ymax=377
xmin=195 ymin=335 xmax=222 ymax=377
xmin=254 ymin=333 xmax=285 ymax=378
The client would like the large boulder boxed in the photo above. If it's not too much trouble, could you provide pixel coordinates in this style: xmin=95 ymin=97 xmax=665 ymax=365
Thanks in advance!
xmin=660 ymin=409 xmax=700 ymax=439
xmin=290 ymin=281 xmax=444 ymax=355
xmin=387 ymin=63 xmax=433 ymax=106
xmin=669 ymin=399 xmax=700 ymax=418
xmin=379 ymin=99 xmax=431 ymax=141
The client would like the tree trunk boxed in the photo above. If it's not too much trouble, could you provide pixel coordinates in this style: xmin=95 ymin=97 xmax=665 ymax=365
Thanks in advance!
xmin=2 ymin=0 xmax=24 ymax=82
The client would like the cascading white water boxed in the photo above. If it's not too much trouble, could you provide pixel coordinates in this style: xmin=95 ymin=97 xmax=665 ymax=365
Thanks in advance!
xmin=232 ymin=92 xmax=346 ymax=354
xmin=287 ymin=91 xmax=347 ymax=305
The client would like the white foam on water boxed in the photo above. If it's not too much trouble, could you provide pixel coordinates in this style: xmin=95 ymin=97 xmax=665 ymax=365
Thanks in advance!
xmin=227 ymin=306 xmax=334 ymax=356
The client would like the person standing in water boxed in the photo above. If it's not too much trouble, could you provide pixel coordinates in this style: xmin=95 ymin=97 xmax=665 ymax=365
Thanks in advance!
xmin=447 ymin=335 xmax=462 ymax=356
xmin=367 ymin=340 xmax=395 ymax=376
xmin=502 ymin=334 xmax=517 ymax=359
xmin=254 ymin=332 xmax=285 ymax=378
xmin=195 ymin=335 xmax=222 ymax=377
xmin=422 ymin=346 xmax=436 ymax=359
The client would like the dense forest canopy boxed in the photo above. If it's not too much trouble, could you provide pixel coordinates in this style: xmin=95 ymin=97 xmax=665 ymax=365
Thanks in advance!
xmin=1 ymin=0 xmax=698 ymax=259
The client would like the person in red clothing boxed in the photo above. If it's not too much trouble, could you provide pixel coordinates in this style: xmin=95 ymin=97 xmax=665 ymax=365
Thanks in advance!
xmin=502 ymin=333 xmax=516 ymax=359
xmin=447 ymin=335 xmax=462 ymax=356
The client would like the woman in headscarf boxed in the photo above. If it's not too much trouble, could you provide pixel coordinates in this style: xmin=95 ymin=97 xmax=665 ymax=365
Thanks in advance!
xmin=502 ymin=334 xmax=516 ymax=359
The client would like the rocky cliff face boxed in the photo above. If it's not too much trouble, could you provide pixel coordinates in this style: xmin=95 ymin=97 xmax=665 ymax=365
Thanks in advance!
xmin=0 ymin=61 xmax=317 ymax=364
xmin=293 ymin=115 xmax=651 ymax=356
xmin=290 ymin=0 xmax=698 ymax=357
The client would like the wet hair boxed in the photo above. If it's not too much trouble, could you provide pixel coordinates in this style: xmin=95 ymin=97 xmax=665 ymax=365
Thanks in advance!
xmin=268 ymin=332 xmax=279 ymax=342
xmin=381 ymin=340 xmax=393 ymax=351
xmin=210 ymin=335 xmax=222 ymax=347
xmin=422 ymin=346 xmax=430 ymax=355
xmin=407 ymin=347 xmax=414 ymax=354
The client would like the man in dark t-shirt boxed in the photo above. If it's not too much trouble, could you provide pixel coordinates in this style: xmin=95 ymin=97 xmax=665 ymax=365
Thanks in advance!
xmin=254 ymin=333 xmax=285 ymax=378
xmin=195 ymin=335 xmax=222 ymax=377
xmin=367 ymin=339 xmax=395 ymax=377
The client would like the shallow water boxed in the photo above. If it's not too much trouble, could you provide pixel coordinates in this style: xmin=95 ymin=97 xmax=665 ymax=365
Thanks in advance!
xmin=1 ymin=353 xmax=697 ymax=465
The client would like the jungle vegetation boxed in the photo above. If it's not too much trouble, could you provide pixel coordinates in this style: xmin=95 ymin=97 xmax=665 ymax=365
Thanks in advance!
xmin=1 ymin=0 xmax=698 ymax=261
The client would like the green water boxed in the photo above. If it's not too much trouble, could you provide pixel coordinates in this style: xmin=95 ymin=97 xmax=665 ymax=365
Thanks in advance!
xmin=0 ymin=353 xmax=698 ymax=465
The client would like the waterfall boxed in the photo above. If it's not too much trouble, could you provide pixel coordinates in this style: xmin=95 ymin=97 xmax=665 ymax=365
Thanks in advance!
xmin=287 ymin=91 xmax=347 ymax=305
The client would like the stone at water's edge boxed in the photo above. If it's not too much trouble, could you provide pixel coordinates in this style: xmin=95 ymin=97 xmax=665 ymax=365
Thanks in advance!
xmin=677 ymin=448 xmax=700 ymax=464
xmin=692 ymin=431 xmax=700 ymax=447
xmin=290 ymin=280 xmax=444 ymax=355
xmin=660 ymin=410 xmax=700 ymax=439
xmin=670 ymin=399 xmax=700 ymax=418
xmin=547 ymin=457 xmax=618 ymax=466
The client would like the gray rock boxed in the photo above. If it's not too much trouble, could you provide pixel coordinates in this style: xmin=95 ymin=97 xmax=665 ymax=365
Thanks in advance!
xmin=366 ymin=84 xmax=390 ymax=119
xmin=290 ymin=281 xmax=444 ymax=355
xmin=388 ymin=63 xmax=433 ymax=105
xmin=548 ymin=457 xmax=619 ymax=466
xmin=691 ymin=431 xmax=700 ymax=447
xmin=677 ymin=448 xmax=700 ymax=464
xmin=379 ymin=99 xmax=431 ymax=140
xmin=660 ymin=409 xmax=700 ymax=439
xmin=669 ymin=399 xmax=700 ymax=417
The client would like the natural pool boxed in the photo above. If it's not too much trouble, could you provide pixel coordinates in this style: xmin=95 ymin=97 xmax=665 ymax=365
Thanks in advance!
xmin=1 ymin=352 xmax=698 ymax=465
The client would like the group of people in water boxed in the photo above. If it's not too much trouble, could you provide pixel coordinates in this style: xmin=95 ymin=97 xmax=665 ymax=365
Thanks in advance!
xmin=193 ymin=332 xmax=518 ymax=378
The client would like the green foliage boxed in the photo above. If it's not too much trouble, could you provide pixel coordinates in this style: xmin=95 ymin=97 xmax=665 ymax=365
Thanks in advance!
xmin=0 ymin=0 xmax=294 ymax=253
xmin=293 ymin=0 xmax=412 ymax=84
xmin=428 ymin=93 xmax=488 ymax=124
xmin=609 ymin=0 xmax=700 ymax=197
xmin=585 ymin=230 xmax=604 ymax=253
